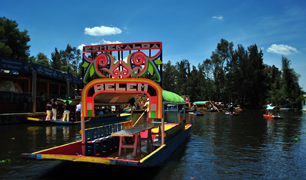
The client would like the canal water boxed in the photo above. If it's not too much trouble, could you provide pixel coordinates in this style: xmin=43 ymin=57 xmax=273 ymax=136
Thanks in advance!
xmin=1 ymin=110 xmax=306 ymax=179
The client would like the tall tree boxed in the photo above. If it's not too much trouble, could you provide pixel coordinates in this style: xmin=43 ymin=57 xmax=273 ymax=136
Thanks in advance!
xmin=211 ymin=39 xmax=233 ymax=101
xmin=51 ymin=48 xmax=61 ymax=70
xmin=162 ymin=60 xmax=177 ymax=91
xmin=175 ymin=59 xmax=190 ymax=96
xmin=35 ymin=52 xmax=50 ymax=67
xmin=281 ymin=56 xmax=301 ymax=107
xmin=0 ymin=17 xmax=30 ymax=61
xmin=246 ymin=44 xmax=267 ymax=107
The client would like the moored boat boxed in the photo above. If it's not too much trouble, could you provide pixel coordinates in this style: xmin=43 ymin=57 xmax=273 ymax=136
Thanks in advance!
xmin=21 ymin=42 xmax=192 ymax=167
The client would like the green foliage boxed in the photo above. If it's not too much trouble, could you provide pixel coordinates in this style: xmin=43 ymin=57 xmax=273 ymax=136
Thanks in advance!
xmin=50 ymin=45 xmax=82 ymax=77
xmin=161 ymin=39 xmax=303 ymax=108
xmin=0 ymin=17 xmax=30 ymax=61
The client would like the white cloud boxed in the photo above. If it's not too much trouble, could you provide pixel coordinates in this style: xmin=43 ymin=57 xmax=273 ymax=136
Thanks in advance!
xmin=78 ymin=44 xmax=86 ymax=51
xmin=267 ymin=44 xmax=299 ymax=55
xmin=100 ymin=39 xmax=122 ymax=44
xmin=212 ymin=16 xmax=223 ymax=20
xmin=84 ymin=26 xmax=122 ymax=36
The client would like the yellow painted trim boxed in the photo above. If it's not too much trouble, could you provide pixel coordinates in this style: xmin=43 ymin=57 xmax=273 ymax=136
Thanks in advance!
xmin=41 ymin=154 xmax=111 ymax=165
xmin=141 ymin=124 xmax=192 ymax=163
xmin=33 ymin=140 xmax=82 ymax=154
xmin=140 ymin=144 xmax=166 ymax=163
xmin=27 ymin=117 xmax=40 ymax=121
xmin=120 ymin=113 xmax=131 ymax=116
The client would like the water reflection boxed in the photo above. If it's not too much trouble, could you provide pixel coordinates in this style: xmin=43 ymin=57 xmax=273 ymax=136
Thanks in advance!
xmin=1 ymin=110 xmax=306 ymax=179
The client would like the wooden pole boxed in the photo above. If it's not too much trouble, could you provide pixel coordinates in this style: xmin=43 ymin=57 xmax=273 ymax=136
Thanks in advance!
xmin=210 ymin=101 xmax=220 ymax=112
xmin=81 ymin=115 xmax=85 ymax=155
xmin=133 ymin=111 xmax=145 ymax=127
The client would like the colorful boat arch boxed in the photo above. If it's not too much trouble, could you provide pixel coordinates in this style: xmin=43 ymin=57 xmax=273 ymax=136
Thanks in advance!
xmin=81 ymin=78 xmax=163 ymax=119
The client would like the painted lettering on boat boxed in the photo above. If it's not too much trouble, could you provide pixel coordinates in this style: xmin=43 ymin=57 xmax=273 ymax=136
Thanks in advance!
xmin=94 ymin=83 xmax=148 ymax=93
xmin=84 ymin=43 xmax=161 ymax=52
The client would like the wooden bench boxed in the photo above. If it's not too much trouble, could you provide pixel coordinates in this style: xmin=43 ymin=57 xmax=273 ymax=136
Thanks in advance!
xmin=112 ymin=122 xmax=162 ymax=156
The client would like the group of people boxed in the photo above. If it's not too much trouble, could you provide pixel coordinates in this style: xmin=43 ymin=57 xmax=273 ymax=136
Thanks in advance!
xmin=45 ymin=99 xmax=82 ymax=122
xmin=94 ymin=106 xmax=117 ymax=116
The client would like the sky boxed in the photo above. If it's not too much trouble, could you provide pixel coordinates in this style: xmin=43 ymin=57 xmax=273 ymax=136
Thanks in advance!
xmin=1 ymin=0 xmax=306 ymax=90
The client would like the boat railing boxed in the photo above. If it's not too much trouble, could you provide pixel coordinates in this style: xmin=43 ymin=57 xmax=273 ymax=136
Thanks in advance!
xmin=84 ymin=120 xmax=133 ymax=156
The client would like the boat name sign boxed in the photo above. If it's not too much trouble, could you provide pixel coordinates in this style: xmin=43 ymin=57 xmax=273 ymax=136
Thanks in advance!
xmin=94 ymin=83 xmax=148 ymax=93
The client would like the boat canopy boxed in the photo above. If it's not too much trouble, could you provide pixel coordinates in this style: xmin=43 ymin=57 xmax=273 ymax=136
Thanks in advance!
xmin=162 ymin=90 xmax=185 ymax=104
xmin=93 ymin=90 xmax=184 ymax=105
xmin=55 ymin=98 xmax=80 ymax=106
xmin=193 ymin=101 xmax=210 ymax=105
xmin=266 ymin=106 xmax=279 ymax=110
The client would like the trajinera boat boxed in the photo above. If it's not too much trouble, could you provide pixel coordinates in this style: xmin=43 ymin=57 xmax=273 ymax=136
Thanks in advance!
xmin=22 ymin=41 xmax=192 ymax=167
xmin=194 ymin=101 xmax=221 ymax=112
xmin=263 ymin=105 xmax=282 ymax=119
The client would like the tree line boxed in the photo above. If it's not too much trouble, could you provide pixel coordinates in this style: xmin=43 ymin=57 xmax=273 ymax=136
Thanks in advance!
xmin=162 ymin=39 xmax=304 ymax=108
xmin=1 ymin=17 xmax=304 ymax=108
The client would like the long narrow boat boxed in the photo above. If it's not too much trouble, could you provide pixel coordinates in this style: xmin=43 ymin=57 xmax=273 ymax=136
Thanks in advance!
xmin=22 ymin=78 xmax=192 ymax=167
xmin=22 ymin=42 xmax=192 ymax=167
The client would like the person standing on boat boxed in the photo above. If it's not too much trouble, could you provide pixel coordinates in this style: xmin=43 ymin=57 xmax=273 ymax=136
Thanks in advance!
xmin=51 ymin=99 xmax=58 ymax=120
xmin=75 ymin=101 xmax=81 ymax=122
xmin=193 ymin=103 xmax=198 ymax=113
xmin=143 ymin=98 xmax=151 ymax=123
xmin=229 ymin=103 xmax=234 ymax=114
xmin=62 ymin=101 xmax=70 ymax=121
xmin=45 ymin=101 xmax=52 ymax=120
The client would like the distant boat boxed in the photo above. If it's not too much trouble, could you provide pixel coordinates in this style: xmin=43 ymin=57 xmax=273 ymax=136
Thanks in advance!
xmin=188 ymin=111 xmax=204 ymax=116
xmin=263 ymin=105 xmax=283 ymax=119
xmin=225 ymin=112 xmax=239 ymax=116
xmin=194 ymin=101 xmax=221 ymax=112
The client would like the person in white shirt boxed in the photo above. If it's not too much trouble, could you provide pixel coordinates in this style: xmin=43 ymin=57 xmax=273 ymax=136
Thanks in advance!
xmin=75 ymin=102 xmax=81 ymax=121
xmin=51 ymin=99 xmax=58 ymax=120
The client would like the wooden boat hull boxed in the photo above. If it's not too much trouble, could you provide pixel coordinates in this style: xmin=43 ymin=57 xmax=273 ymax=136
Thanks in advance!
xmin=164 ymin=110 xmax=183 ymax=113
xmin=263 ymin=114 xmax=283 ymax=119
xmin=21 ymin=124 xmax=191 ymax=167
xmin=188 ymin=112 xmax=204 ymax=116
xmin=199 ymin=109 xmax=220 ymax=112
xmin=225 ymin=112 xmax=239 ymax=116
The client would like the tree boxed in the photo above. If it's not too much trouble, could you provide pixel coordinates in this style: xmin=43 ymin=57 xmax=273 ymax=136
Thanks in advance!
xmin=211 ymin=39 xmax=233 ymax=101
xmin=50 ymin=45 xmax=82 ymax=77
xmin=162 ymin=60 xmax=177 ymax=91
xmin=35 ymin=52 xmax=50 ymax=67
xmin=175 ymin=59 xmax=190 ymax=96
xmin=281 ymin=56 xmax=301 ymax=108
xmin=51 ymin=48 xmax=61 ymax=70
xmin=246 ymin=44 xmax=267 ymax=107
xmin=0 ymin=17 xmax=30 ymax=61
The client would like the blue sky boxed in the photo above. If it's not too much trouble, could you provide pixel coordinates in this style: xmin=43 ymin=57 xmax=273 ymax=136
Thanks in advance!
xmin=2 ymin=0 xmax=306 ymax=89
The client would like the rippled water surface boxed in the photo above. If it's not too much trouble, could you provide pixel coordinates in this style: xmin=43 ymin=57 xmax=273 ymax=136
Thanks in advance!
xmin=1 ymin=110 xmax=306 ymax=179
